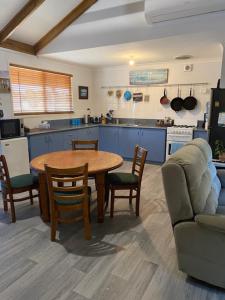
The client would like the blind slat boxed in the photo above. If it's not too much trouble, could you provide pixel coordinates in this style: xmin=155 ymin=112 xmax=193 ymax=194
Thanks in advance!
xmin=9 ymin=65 xmax=73 ymax=115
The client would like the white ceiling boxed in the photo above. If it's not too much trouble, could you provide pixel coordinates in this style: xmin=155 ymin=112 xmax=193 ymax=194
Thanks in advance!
xmin=0 ymin=0 xmax=27 ymax=30
xmin=43 ymin=33 xmax=222 ymax=67
xmin=10 ymin=0 xmax=83 ymax=45
xmin=0 ymin=0 xmax=225 ymax=68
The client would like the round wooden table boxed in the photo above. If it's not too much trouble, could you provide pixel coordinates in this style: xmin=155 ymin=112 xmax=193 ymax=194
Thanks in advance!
xmin=31 ymin=150 xmax=123 ymax=223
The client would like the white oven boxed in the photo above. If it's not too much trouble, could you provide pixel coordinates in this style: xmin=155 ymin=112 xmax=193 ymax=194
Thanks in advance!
xmin=166 ymin=127 xmax=194 ymax=160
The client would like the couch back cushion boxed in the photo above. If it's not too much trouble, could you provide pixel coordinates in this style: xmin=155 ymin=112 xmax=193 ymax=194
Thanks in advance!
xmin=167 ymin=138 xmax=220 ymax=215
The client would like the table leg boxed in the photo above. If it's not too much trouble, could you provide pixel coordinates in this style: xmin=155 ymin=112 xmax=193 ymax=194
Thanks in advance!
xmin=95 ymin=172 xmax=106 ymax=223
xmin=38 ymin=173 xmax=50 ymax=222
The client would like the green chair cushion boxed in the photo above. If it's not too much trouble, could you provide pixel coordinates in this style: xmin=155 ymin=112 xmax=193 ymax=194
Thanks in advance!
xmin=55 ymin=186 xmax=91 ymax=206
xmin=10 ymin=174 xmax=39 ymax=189
xmin=106 ymin=172 xmax=138 ymax=186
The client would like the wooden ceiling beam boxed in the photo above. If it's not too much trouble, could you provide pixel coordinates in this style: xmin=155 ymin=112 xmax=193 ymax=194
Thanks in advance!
xmin=0 ymin=39 xmax=35 ymax=55
xmin=34 ymin=0 xmax=97 ymax=54
xmin=0 ymin=0 xmax=46 ymax=42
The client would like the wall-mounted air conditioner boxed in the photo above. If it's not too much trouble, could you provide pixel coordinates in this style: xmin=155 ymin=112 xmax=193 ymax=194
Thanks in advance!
xmin=145 ymin=0 xmax=225 ymax=24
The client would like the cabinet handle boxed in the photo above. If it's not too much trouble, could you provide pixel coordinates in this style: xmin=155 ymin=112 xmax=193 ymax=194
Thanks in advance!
xmin=4 ymin=144 xmax=9 ymax=146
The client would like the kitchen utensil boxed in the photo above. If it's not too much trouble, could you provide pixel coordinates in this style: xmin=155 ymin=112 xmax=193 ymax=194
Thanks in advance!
xmin=133 ymin=92 xmax=143 ymax=102
xmin=170 ymin=87 xmax=183 ymax=112
xmin=116 ymin=90 xmax=122 ymax=99
xmin=124 ymin=90 xmax=132 ymax=101
xmin=183 ymin=88 xmax=197 ymax=110
xmin=108 ymin=90 xmax=114 ymax=96
xmin=160 ymin=88 xmax=170 ymax=105
xmin=144 ymin=95 xmax=150 ymax=102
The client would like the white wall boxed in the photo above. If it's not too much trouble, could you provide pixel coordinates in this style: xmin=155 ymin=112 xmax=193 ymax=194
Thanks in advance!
xmin=93 ymin=59 xmax=222 ymax=125
xmin=0 ymin=49 xmax=94 ymax=128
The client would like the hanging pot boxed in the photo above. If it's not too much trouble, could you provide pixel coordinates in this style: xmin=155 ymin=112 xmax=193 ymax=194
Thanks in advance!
xmin=160 ymin=88 xmax=170 ymax=105
xmin=170 ymin=87 xmax=183 ymax=112
xmin=183 ymin=88 xmax=197 ymax=110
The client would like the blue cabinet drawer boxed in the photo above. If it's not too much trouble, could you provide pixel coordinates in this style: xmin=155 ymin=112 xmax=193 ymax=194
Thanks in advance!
xmin=193 ymin=130 xmax=208 ymax=141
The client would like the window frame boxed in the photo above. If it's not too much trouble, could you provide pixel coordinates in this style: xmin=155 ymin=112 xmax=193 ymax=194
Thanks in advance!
xmin=9 ymin=64 xmax=74 ymax=116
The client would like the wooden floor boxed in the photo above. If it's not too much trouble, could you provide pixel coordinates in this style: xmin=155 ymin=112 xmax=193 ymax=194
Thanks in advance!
xmin=0 ymin=161 xmax=225 ymax=300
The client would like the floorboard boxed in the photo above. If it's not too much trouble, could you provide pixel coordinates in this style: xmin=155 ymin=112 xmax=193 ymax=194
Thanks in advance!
xmin=0 ymin=161 xmax=224 ymax=299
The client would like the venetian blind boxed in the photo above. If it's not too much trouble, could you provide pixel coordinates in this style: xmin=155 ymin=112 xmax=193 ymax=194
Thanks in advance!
xmin=9 ymin=64 xmax=73 ymax=115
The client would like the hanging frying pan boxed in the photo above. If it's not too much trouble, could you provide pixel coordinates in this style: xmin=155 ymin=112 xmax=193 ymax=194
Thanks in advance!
xmin=160 ymin=88 xmax=170 ymax=105
xmin=170 ymin=87 xmax=183 ymax=112
xmin=183 ymin=88 xmax=197 ymax=110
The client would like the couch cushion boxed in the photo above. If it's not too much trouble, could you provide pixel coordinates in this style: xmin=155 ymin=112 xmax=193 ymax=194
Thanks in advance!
xmin=10 ymin=174 xmax=38 ymax=189
xmin=107 ymin=172 xmax=138 ymax=186
xmin=168 ymin=139 xmax=218 ymax=215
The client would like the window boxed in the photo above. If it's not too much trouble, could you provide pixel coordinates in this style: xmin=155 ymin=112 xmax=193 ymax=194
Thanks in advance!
xmin=9 ymin=64 xmax=73 ymax=115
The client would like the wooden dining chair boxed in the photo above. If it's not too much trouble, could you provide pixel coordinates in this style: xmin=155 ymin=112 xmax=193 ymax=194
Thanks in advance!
xmin=0 ymin=155 xmax=39 ymax=223
xmin=105 ymin=145 xmax=148 ymax=217
xmin=71 ymin=140 xmax=98 ymax=151
xmin=72 ymin=139 xmax=98 ymax=188
xmin=45 ymin=163 xmax=91 ymax=241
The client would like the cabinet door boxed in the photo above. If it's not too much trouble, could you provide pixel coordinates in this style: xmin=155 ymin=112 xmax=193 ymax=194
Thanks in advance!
xmin=140 ymin=128 xmax=166 ymax=163
xmin=48 ymin=132 xmax=65 ymax=152
xmin=99 ymin=127 xmax=119 ymax=154
xmin=63 ymin=130 xmax=77 ymax=150
xmin=118 ymin=127 xmax=141 ymax=158
xmin=28 ymin=134 xmax=49 ymax=160
xmin=86 ymin=127 xmax=99 ymax=140
xmin=193 ymin=130 xmax=208 ymax=141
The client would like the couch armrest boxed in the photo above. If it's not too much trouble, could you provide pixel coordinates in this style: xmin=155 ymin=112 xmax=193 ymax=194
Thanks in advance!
xmin=217 ymin=169 xmax=225 ymax=188
xmin=195 ymin=214 xmax=225 ymax=233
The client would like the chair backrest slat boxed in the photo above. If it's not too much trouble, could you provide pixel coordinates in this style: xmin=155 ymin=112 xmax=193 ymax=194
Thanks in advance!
xmin=132 ymin=145 xmax=148 ymax=184
xmin=45 ymin=163 xmax=89 ymax=206
xmin=72 ymin=140 xmax=98 ymax=151
xmin=0 ymin=155 xmax=11 ymax=189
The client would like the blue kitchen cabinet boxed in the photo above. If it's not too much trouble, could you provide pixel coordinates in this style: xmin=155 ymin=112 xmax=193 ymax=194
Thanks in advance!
xmin=28 ymin=134 xmax=49 ymax=160
xmin=29 ymin=132 xmax=65 ymax=159
xmin=63 ymin=130 xmax=77 ymax=150
xmin=99 ymin=126 xmax=119 ymax=154
xmin=140 ymin=128 xmax=166 ymax=163
xmin=76 ymin=127 xmax=99 ymax=140
xmin=118 ymin=127 xmax=141 ymax=158
xmin=48 ymin=132 xmax=65 ymax=152
xmin=193 ymin=130 xmax=208 ymax=141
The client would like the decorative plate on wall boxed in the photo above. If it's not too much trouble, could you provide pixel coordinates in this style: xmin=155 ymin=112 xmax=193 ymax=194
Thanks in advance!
xmin=124 ymin=90 xmax=132 ymax=101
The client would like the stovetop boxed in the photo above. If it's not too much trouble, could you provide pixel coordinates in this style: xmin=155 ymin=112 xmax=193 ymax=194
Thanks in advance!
xmin=172 ymin=125 xmax=195 ymax=128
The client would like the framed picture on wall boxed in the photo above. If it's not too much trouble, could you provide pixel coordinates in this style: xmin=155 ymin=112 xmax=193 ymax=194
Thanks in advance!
xmin=79 ymin=86 xmax=88 ymax=99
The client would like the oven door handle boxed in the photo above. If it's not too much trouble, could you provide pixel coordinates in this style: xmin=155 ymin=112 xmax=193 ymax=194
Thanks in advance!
xmin=168 ymin=143 xmax=172 ymax=155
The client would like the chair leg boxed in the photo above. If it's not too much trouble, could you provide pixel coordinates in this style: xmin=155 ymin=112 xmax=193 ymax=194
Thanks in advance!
xmin=105 ymin=184 xmax=110 ymax=210
xmin=129 ymin=189 xmax=133 ymax=204
xmin=2 ymin=190 xmax=8 ymax=211
xmin=9 ymin=194 xmax=16 ymax=223
xmin=51 ymin=209 xmax=57 ymax=241
xmin=29 ymin=189 xmax=33 ymax=205
xmin=136 ymin=189 xmax=140 ymax=217
xmin=110 ymin=189 xmax=115 ymax=218
xmin=83 ymin=200 xmax=91 ymax=240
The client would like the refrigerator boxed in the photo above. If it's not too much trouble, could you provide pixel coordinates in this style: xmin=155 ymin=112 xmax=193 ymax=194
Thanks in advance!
xmin=209 ymin=88 xmax=225 ymax=159
xmin=0 ymin=137 xmax=30 ymax=190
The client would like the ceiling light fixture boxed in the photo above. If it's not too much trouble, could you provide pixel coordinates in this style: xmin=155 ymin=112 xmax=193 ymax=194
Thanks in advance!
xmin=129 ymin=57 xmax=135 ymax=66
xmin=175 ymin=55 xmax=193 ymax=60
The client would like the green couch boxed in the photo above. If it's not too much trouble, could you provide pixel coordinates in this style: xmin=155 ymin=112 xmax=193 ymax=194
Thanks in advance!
xmin=162 ymin=138 xmax=225 ymax=288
